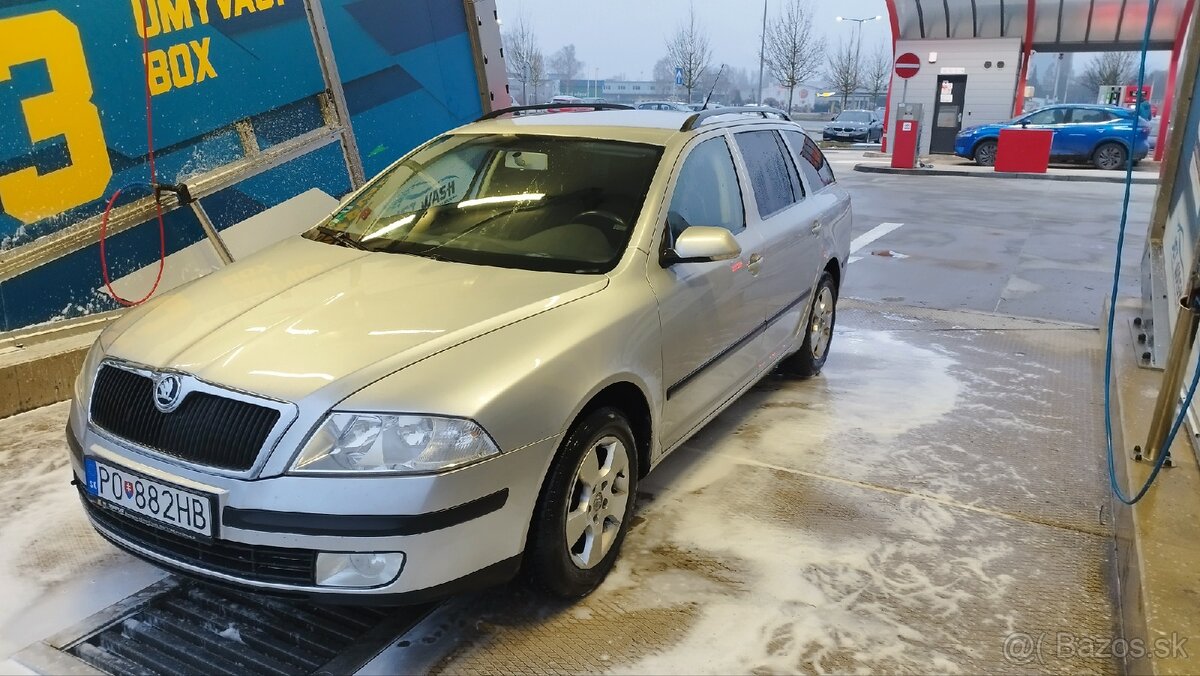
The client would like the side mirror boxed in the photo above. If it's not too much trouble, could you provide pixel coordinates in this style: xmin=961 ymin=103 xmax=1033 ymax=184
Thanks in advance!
xmin=663 ymin=226 xmax=742 ymax=266
xmin=1020 ymin=121 xmax=1029 ymax=128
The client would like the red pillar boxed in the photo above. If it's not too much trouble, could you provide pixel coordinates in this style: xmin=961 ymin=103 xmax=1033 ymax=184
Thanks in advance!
xmin=1012 ymin=0 xmax=1037 ymax=116
xmin=881 ymin=0 xmax=901 ymax=153
xmin=1155 ymin=0 xmax=1195 ymax=162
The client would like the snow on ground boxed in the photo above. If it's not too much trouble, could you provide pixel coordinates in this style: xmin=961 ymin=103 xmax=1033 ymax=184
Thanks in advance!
xmin=366 ymin=313 xmax=1115 ymax=675
xmin=0 ymin=402 xmax=163 ymax=664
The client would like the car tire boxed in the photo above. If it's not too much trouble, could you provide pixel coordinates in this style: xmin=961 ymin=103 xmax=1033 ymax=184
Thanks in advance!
xmin=526 ymin=407 xmax=639 ymax=599
xmin=780 ymin=271 xmax=838 ymax=378
xmin=973 ymin=140 xmax=998 ymax=167
xmin=1093 ymin=142 xmax=1128 ymax=171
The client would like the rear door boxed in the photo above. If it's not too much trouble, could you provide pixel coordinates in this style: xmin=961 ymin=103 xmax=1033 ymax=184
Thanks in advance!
xmin=648 ymin=134 xmax=769 ymax=449
xmin=731 ymin=128 xmax=822 ymax=355
xmin=783 ymin=129 xmax=852 ymax=274
xmin=1060 ymin=107 xmax=1111 ymax=158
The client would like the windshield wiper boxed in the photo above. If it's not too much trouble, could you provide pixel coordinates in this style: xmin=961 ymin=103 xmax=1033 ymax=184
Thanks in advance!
xmin=313 ymin=225 xmax=368 ymax=251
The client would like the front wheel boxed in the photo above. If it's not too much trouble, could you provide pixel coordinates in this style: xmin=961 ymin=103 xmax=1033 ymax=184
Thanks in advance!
xmin=1093 ymin=142 xmax=1128 ymax=171
xmin=973 ymin=140 xmax=998 ymax=167
xmin=526 ymin=407 xmax=639 ymax=599
xmin=779 ymin=271 xmax=838 ymax=378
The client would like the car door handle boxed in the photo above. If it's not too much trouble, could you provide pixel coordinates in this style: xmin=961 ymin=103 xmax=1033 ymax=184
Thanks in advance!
xmin=747 ymin=253 xmax=763 ymax=274
xmin=811 ymin=220 xmax=823 ymax=234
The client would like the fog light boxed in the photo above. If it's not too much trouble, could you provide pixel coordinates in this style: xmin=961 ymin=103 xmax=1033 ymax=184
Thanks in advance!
xmin=315 ymin=552 xmax=405 ymax=588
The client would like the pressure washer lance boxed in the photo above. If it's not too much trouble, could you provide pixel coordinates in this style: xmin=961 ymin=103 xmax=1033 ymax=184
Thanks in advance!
xmin=154 ymin=182 xmax=235 ymax=265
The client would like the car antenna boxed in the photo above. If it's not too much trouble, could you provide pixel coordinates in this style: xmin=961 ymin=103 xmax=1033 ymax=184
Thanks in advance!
xmin=702 ymin=64 xmax=726 ymax=110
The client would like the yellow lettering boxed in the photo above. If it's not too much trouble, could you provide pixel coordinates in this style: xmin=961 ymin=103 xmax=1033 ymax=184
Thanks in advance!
xmin=216 ymin=0 xmax=233 ymax=20
xmin=194 ymin=0 xmax=211 ymax=24
xmin=157 ymin=0 xmax=193 ymax=33
xmin=234 ymin=0 xmax=256 ymax=17
xmin=254 ymin=0 xmax=273 ymax=8
xmin=130 ymin=0 xmax=160 ymax=38
xmin=191 ymin=39 xmax=216 ymax=82
xmin=0 ymin=12 xmax=113 ymax=223
xmin=167 ymin=43 xmax=194 ymax=88
xmin=145 ymin=49 xmax=171 ymax=95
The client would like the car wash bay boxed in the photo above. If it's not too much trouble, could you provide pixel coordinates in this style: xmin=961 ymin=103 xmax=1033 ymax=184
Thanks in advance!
xmin=1 ymin=166 xmax=1152 ymax=674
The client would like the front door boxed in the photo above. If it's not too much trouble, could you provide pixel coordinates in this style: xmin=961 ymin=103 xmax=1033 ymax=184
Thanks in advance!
xmin=930 ymin=75 xmax=967 ymax=154
xmin=647 ymin=134 xmax=769 ymax=450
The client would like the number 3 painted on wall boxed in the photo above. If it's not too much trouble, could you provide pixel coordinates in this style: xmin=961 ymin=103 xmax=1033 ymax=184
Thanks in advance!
xmin=0 ymin=11 xmax=112 ymax=224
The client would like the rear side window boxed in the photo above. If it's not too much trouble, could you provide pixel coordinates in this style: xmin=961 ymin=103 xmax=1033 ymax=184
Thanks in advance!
xmin=667 ymin=137 xmax=745 ymax=238
xmin=785 ymin=131 xmax=836 ymax=189
xmin=735 ymin=130 xmax=803 ymax=218
xmin=1072 ymin=108 xmax=1112 ymax=123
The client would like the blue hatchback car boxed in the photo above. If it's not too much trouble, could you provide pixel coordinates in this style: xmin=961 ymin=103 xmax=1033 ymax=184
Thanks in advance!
xmin=954 ymin=104 xmax=1150 ymax=170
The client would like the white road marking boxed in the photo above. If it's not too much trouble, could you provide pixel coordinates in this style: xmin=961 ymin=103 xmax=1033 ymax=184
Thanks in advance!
xmin=848 ymin=221 xmax=904 ymax=264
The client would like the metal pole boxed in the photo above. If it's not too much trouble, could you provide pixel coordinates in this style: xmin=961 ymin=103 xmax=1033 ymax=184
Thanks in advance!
xmin=758 ymin=0 xmax=767 ymax=104
xmin=302 ymin=0 xmax=366 ymax=189
xmin=190 ymin=201 xmax=234 ymax=265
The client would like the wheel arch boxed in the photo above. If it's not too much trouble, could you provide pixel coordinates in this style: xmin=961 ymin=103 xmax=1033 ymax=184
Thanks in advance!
xmin=567 ymin=381 xmax=654 ymax=479
xmin=972 ymin=136 xmax=999 ymax=156
xmin=824 ymin=257 xmax=842 ymax=292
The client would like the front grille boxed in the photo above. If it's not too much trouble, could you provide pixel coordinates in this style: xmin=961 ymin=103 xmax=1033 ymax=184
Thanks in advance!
xmin=83 ymin=491 xmax=316 ymax=585
xmin=91 ymin=365 xmax=279 ymax=472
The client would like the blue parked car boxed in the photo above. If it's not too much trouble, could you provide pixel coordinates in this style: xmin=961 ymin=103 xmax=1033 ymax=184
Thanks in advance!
xmin=954 ymin=104 xmax=1151 ymax=170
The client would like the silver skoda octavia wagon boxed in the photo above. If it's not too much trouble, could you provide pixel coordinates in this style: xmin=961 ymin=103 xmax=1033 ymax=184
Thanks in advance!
xmin=68 ymin=106 xmax=851 ymax=602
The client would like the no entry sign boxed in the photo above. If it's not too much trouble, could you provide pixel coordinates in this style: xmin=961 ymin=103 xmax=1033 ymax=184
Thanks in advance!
xmin=895 ymin=52 xmax=920 ymax=79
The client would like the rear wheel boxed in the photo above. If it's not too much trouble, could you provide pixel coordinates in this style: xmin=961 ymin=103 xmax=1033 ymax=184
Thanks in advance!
xmin=1094 ymin=142 xmax=1128 ymax=170
xmin=973 ymin=140 xmax=998 ymax=167
xmin=526 ymin=407 xmax=638 ymax=598
xmin=780 ymin=271 xmax=837 ymax=378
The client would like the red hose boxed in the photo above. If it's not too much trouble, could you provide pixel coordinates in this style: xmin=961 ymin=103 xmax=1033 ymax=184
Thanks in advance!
xmin=99 ymin=0 xmax=165 ymax=307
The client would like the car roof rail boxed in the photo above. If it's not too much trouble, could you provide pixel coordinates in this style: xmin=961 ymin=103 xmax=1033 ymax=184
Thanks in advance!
xmin=680 ymin=106 xmax=791 ymax=132
xmin=478 ymin=103 xmax=635 ymax=121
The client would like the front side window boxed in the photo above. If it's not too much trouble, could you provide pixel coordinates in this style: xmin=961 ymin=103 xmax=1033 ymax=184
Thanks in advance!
xmin=735 ymin=130 xmax=802 ymax=218
xmin=1024 ymin=108 xmax=1068 ymax=125
xmin=666 ymin=137 xmax=745 ymax=239
xmin=305 ymin=135 xmax=663 ymax=274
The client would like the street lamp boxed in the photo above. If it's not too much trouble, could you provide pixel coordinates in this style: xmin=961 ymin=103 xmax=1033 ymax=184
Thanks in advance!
xmin=835 ymin=15 xmax=881 ymax=110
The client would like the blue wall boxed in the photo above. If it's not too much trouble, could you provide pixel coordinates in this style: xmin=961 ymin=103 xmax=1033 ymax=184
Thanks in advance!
xmin=0 ymin=0 xmax=483 ymax=331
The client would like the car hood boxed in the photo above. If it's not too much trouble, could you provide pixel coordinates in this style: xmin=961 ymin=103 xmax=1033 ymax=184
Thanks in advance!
xmin=102 ymin=237 xmax=608 ymax=402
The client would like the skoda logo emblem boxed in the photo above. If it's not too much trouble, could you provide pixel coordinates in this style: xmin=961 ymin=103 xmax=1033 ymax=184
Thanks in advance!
xmin=153 ymin=374 xmax=184 ymax=413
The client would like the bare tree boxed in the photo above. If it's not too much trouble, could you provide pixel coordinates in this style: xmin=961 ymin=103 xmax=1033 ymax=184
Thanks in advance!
xmin=825 ymin=38 xmax=861 ymax=111
xmin=550 ymin=44 xmax=583 ymax=94
xmin=763 ymin=0 xmax=825 ymax=113
xmin=653 ymin=55 xmax=676 ymax=96
xmin=864 ymin=45 xmax=890 ymax=108
xmin=665 ymin=5 xmax=712 ymax=104
xmin=503 ymin=17 xmax=541 ymax=104
xmin=529 ymin=50 xmax=546 ymax=103
xmin=1076 ymin=51 xmax=1137 ymax=95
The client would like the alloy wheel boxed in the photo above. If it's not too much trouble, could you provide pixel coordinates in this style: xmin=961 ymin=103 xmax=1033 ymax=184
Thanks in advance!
xmin=1097 ymin=144 xmax=1126 ymax=171
xmin=809 ymin=285 xmax=835 ymax=360
xmin=564 ymin=435 xmax=631 ymax=569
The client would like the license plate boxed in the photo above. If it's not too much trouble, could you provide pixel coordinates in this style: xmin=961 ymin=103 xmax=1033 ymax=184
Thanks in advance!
xmin=84 ymin=457 xmax=215 ymax=538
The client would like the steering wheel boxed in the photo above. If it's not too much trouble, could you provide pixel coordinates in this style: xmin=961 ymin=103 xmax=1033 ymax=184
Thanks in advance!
xmin=571 ymin=210 xmax=627 ymax=233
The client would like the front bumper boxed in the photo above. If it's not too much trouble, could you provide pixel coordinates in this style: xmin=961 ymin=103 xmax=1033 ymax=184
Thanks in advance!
xmin=823 ymin=130 xmax=869 ymax=141
xmin=67 ymin=419 xmax=555 ymax=602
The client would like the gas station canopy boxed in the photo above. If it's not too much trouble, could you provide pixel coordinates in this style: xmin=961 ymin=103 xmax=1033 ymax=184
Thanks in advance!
xmin=887 ymin=0 xmax=1191 ymax=51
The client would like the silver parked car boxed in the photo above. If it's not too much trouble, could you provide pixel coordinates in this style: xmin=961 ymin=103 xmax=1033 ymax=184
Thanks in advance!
xmin=68 ymin=107 xmax=852 ymax=602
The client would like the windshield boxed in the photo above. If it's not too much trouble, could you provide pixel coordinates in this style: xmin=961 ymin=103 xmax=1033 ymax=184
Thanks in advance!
xmin=835 ymin=111 xmax=871 ymax=123
xmin=305 ymin=134 xmax=663 ymax=274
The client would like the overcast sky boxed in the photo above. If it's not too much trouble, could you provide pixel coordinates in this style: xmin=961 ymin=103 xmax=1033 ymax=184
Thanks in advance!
xmin=495 ymin=0 xmax=893 ymax=80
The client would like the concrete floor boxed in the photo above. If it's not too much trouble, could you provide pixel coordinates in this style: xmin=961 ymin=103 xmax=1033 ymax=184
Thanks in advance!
xmin=364 ymin=301 xmax=1117 ymax=674
xmin=0 ymin=163 xmax=1154 ymax=673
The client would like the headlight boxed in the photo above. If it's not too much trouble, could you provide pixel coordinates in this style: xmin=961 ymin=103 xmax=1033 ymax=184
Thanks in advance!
xmin=74 ymin=341 xmax=106 ymax=407
xmin=290 ymin=413 xmax=501 ymax=474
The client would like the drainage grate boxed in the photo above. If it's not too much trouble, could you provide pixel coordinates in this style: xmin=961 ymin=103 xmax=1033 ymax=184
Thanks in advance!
xmin=58 ymin=580 xmax=431 ymax=676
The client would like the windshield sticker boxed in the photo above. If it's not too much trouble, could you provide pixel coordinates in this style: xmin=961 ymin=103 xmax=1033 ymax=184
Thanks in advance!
xmin=387 ymin=175 xmax=462 ymax=216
